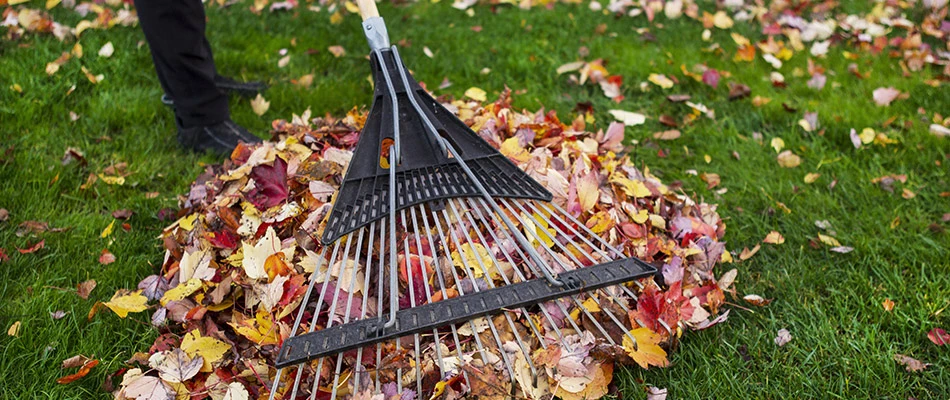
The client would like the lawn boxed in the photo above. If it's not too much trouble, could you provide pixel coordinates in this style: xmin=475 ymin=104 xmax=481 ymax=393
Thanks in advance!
xmin=1 ymin=0 xmax=948 ymax=398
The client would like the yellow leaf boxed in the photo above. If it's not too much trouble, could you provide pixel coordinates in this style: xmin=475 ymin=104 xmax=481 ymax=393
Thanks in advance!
xmin=804 ymin=173 xmax=821 ymax=184
xmin=46 ymin=0 xmax=61 ymax=9
xmin=586 ymin=211 xmax=614 ymax=234
xmin=648 ymin=73 xmax=674 ymax=89
xmin=178 ymin=214 xmax=198 ymax=231
xmin=499 ymin=137 xmax=530 ymax=163
xmin=731 ymin=32 xmax=750 ymax=46
xmin=555 ymin=362 xmax=612 ymax=400
xmin=521 ymin=212 xmax=555 ymax=248
xmin=631 ymin=208 xmax=649 ymax=224
xmin=229 ymin=308 xmax=281 ymax=346
xmin=712 ymin=11 xmax=734 ymax=29
xmin=100 ymin=220 xmax=115 ymax=238
xmin=859 ymin=128 xmax=875 ymax=144
xmin=250 ymin=94 xmax=270 ymax=116
xmin=882 ymin=298 xmax=895 ymax=312
xmin=817 ymin=233 xmax=841 ymax=247
xmin=160 ymin=278 xmax=203 ymax=306
xmin=7 ymin=321 xmax=21 ymax=337
xmin=901 ymin=188 xmax=916 ymax=199
xmin=97 ymin=174 xmax=125 ymax=185
xmin=180 ymin=329 xmax=232 ymax=372
xmin=776 ymin=150 xmax=801 ymax=168
xmin=428 ymin=381 xmax=446 ymax=400
xmin=451 ymin=243 xmax=497 ymax=279
xmin=770 ymin=137 xmax=785 ymax=153
xmin=622 ymin=328 xmax=669 ymax=369
xmin=343 ymin=1 xmax=359 ymax=13
xmin=464 ymin=87 xmax=487 ymax=102
xmin=329 ymin=10 xmax=343 ymax=24
xmin=612 ymin=176 xmax=651 ymax=198
xmin=103 ymin=290 xmax=148 ymax=318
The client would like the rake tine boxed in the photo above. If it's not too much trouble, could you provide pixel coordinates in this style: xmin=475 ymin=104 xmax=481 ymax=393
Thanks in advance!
xmin=330 ymin=227 xmax=367 ymax=399
xmin=353 ymin=222 xmax=377 ymax=395
xmin=375 ymin=220 xmax=386 ymax=393
xmin=407 ymin=206 xmax=447 ymax=378
xmin=469 ymin=198 xmax=585 ymax=341
xmin=505 ymin=201 xmax=646 ymax=348
xmin=430 ymin=209 xmax=497 ymax=366
xmin=417 ymin=205 xmax=471 ymax=387
xmin=311 ymin=229 xmax=358 ymax=398
xmin=463 ymin=197 xmax=571 ymax=352
xmin=398 ymin=208 xmax=425 ymax=396
xmin=446 ymin=199 xmax=540 ymax=383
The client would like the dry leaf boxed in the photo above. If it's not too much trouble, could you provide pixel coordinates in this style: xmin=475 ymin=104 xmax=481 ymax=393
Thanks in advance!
xmin=873 ymin=87 xmax=901 ymax=106
xmin=622 ymin=328 xmax=669 ymax=369
xmin=743 ymin=294 xmax=771 ymax=306
xmin=7 ymin=321 xmax=21 ymax=337
xmin=150 ymin=348 xmax=202 ymax=383
xmin=328 ymin=45 xmax=346 ymax=57
xmin=99 ymin=248 xmax=116 ymax=265
xmin=928 ymin=328 xmax=948 ymax=346
xmin=882 ymin=298 xmax=895 ymax=312
xmin=653 ymin=130 xmax=681 ymax=140
xmin=608 ymin=110 xmax=646 ymax=126
xmin=77 ymin=279 xmax=97 ymax=299
xmin=250 ymin=94 xmax=270 ymax=116
xmin=739 ymin=244 xmax=760 ymax=260
xmin=894 ymin=354 xmax=930 ymax=372
xmin=56 ymin=359 xmax=99 ymax=384
xmin=763 ymin=231 xmax=785 ymax=244
xmin=103 ymin=290 xmax=149 ymax=318
xmin=464 ymin=87 xmax=487 ymax=102
xmin=774 ymin=328 xmax=792 ymax=346
xmin=98 ymin=42 xmax=114 ymax=58
xmin=776 ymin=150 xmax=801 ymax=168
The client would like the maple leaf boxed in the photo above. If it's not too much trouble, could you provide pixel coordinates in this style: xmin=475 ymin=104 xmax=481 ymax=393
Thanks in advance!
xmin=137 ymin=275 xmax=169 ymax=301
xmin=622 ymin=328 xmax=669 ymax=369
xmin=149 ymin=347 xmax=202 ymax=383
xmin=928 ymin=328 xmax=948 ymax=346
xmin=250 ymin=94 xmax=270 ymax=116
xmin=122 ymin=373 xmax=174 ymax=400
xmin=76 ymin=279 xmax=97 ymax=299
xmin=180 ymin=329 xmax=231 ymax=372
xmin=242 ymin=226 xmax=292 ymax=281
xmin=103 ymin=290 xmax=148 ymax=318
xmin=246 ymin=157 xmax=289 ymax=210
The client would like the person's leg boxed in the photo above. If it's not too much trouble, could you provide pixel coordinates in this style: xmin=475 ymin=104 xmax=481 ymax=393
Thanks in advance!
xmin=134 ymin=0 xmax=229 ymax=128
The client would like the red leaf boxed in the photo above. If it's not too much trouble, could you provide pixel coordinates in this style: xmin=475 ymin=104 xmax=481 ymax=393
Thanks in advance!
xmin=18 ymin=239 xmax=45 ymax=254
xmin=246 ymin=158 xmax=289 ymax=210
xmin=701 ymin=69 xmax=720 ymax=88
xmin=56 ymin=359 xmax=99 ymax=384
xmin=206 ymin=229 xmax=239 ymax=249
xmin=928 ymin=328 xmax=949 ymax=346
xmin=99 ymin=249 xmax=116 ymax=265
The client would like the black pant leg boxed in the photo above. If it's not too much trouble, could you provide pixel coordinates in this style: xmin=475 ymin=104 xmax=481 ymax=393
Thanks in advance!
xmin=134 ymin=0 xmax=229 ymax=128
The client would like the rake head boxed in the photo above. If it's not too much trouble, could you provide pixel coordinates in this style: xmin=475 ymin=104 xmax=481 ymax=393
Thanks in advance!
xmin=268 ymin=13 xmax=658 ymax=400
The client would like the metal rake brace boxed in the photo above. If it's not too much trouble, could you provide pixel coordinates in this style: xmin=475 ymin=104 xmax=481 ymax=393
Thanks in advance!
xmin=268 ymin=1 xmax=658 ymax=398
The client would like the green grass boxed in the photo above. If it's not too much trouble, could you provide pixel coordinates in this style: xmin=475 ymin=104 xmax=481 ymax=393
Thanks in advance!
xmin=1 ymin=1 xmax=948 ymax=398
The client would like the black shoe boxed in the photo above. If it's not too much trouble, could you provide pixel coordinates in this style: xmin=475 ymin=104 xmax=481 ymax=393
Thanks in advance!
xmin=177 ymin=118 xmax=262 ymax=155
xmin=162 ymin=74 xmax=267 ymax=107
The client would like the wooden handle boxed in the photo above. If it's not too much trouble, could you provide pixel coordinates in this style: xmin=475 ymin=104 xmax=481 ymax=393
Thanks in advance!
xmin=356 ymin=0 xmax=379 ymax=20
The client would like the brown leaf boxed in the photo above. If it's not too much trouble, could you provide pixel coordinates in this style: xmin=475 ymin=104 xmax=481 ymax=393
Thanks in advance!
xmin=62 ymin=354 xmax=91 ymax=369
xmin=763 ymin=231 xmax=785 ymax=244
xmin=76 ymin=279 xmax=97 ymax=299
xmin=776 ymin=150 xmax=802 ymax=168
xmin=666 ymin=94 xmax=690 ymax=102
xmin=111 ymin=209 xmax=133 ymax=219
xmin=743 ymin=294 xmax=772 ymax=306
xmin=728 ymin=82 xmax=751 ymax=100
xmin=700 ymin=172 xmax=720 ymax=189
xmin=658 ymin=115 xmax=678 ymax=127
xmin=653 ymin=130 xmax=681 ymax=140
xmin=893 ymin=354 xmax=929 ymax=372
xmin=739 ymin=244 xmax=760 ymax=260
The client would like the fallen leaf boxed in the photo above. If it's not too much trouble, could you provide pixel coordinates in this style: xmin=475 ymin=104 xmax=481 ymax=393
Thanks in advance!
xmin=648 ymin=73 xmax=674 ymax=89
xmin=77 ymin=279 xmax=97 ymax=299
xmin=770 ymin=137 xmax=785 ymax=153
xmin=902 ymin=188 xmax=915 ymax=199
xmin=653 ymin=130 xmax=680 ymax=140
xmin=464 ymin=87 xmax=487 ymax=102
xmin=327 ymin=45 xmax=346 ymax=57
xmin=150 ymin=348 xmax=202 ymax=383
xmin=776 ymin=150 xmax=801 ymax=168
xmin=608 ymin=110 xmax=646 ymax=126
xmin=250 ymin=94 xmax=270 ymax=116
xmin=646 ymin=386 xmax=668 ymax=400
xmin=873 ymin=87 xmax=901 ymax=106
xmin=103 ymin=290 xmax=149 ymax=318
xmin=804 ymin=173 xmax=821 ymax=184
xmin=743 ymin=294 xmax=771 ymax=306
xmin=423 ymin=46 xmax=434 ymax=58
xmin=100 ymin=220 xmax=115 ymax=238
xmin=774 ymin=328 xmax=792 ymax=346
xmin=62 ymin=355 xmax=91 ymax=369
xmin=882 ymin=298 xmax=895 ymax=312
xmin=739 ymin=244 xmax=760 ymax=260
xmin=830 ymin=246 xmax=854 ymax=253
xmin=180 ymin=329 xmax=232 ymax=372
xmin=123 ymin=374 xmax=174 ymax=399
xmin=56 ymin=359 xmax=99 ymax=384
xmin=894 ymin=353 xmax=930 ymax=372
xmin=928 ymin=328 xmax=948 ymax=346
xmin=7 ymin=321 xmax=21 ymax=337
xmin=50 ymin=310 xmax=67 ymax=319
xmin=622 ymin=328 xmax=670 ymax=369
xmin=99 ymin=249 xmax=116 ymax=265
xmin=700 ymin=172 xmax=720 ymax=189
xmin=18 ymin=239 xmax=45 ymax=254
xmin=98 ymin=42 xmax=114 ymax=58
xmin=817 ymin=233 xmax=841 ymax=247
xmin=763 ymin=231 xmax=785 ymax=244
xmin=223 ymin=382 xmax=250 ymax=400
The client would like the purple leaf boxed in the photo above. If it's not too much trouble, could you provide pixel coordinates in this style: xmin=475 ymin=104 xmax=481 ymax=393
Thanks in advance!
xmin=138 ymin=275 xmax=170 ymax=301
xmin=702 ymin=69 xmax=720 ymax=88
xmin=247 ymin=157 xmax=289 ymax=210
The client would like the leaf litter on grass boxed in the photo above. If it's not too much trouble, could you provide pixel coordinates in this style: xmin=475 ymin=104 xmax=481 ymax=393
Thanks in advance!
xmin=100 ymin=90 xmax=733 ymax=399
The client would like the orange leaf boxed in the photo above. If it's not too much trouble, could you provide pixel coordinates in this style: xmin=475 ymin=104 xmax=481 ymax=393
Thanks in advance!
xmin=56 ymin=359 xmax=99 ymax=384
xmin=264 ymin=253 xmax=291 ymax=282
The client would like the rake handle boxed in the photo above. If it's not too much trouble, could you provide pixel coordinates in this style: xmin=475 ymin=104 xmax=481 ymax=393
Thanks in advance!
xmin=357 ymin=0 xmax=379 ymax=20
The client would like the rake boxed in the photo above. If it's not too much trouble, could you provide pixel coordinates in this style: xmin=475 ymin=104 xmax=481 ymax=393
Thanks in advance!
xmin=268 ymin=1 xmax=658 ymax=398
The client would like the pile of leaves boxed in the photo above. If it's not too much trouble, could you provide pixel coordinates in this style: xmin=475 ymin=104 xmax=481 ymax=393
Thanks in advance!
xmin=101 ymin=89 xmax=732 ymax=399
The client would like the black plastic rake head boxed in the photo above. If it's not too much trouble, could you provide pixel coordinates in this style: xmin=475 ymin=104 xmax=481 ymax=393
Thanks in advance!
xmin=268 ymin=3 xmax=659 ymax=399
